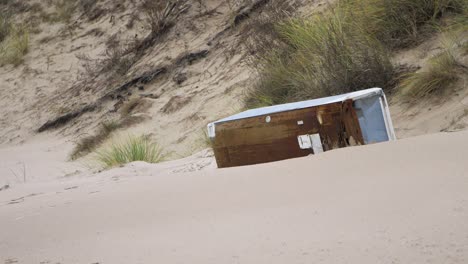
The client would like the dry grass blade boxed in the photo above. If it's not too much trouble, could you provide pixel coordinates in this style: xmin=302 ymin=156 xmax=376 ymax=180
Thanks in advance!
xmin=142 ymin=0 xmax=188 ymax=37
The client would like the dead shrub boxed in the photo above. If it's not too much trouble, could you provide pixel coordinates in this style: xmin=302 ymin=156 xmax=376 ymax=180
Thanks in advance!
xmin=132 ymin=0 xmax=189 ymax=56
xmin=119 ymin=97 xmax=142 ymax=118
xmin=76 ymin=36 xmax=136 ymax=79
xmin=142 ymin=0 xmax=187 ymax=35
xmin=70 ymin=121 xmax=121 ymax=160
xmin=239 ymin=0 xmax=300 ymax=61
xmin=75 ymin=0 xmax=188 ymax=83
xmin=102 ymin=43 xmax=134 ymax=76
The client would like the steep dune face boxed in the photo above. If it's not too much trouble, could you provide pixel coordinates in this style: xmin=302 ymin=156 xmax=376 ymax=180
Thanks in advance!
xmin=390 ymin=32 xmax=468 ymax=137
xmin=0 ymin=0 xmax=295 ymax=155
xmin=0 ymin=0 xmax=467 ymax=160
xmin=1 ymin=130 xmax=468 ymax=263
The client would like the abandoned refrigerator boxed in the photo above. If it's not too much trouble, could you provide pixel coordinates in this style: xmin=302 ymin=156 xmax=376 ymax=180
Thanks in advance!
xmin=207 ymin=88 xmax=396 ymax=168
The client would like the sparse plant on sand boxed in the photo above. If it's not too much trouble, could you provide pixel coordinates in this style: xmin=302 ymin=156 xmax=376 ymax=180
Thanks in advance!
xmin=199 ymin=127 xmax=213 ymax=149
xmin=71 ymin=121 xmax=121 ymax=160
xmin=0 ymin=25 xmax=29 ymax=66
xmin=343 ymin=0 xmax=467 ymax=49
xmin=95 ymin=135 xmax=164 ymax=168
xmin=52 ymin=0 xmax=76 ymax=23
xmin=143 ymin=0 xmax=181 ymax=35
xmin=399 ymin=48 xmax=466 ymax=98
xmin=119 ymin=97 xmax=143 ymax=118
xmin=133 ymin=0 xmax=188 ymax=55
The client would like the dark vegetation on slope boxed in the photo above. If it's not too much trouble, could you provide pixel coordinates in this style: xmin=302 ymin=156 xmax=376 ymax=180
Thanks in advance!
xmin=70 ymin=121 xmax=120 ymax=160
xmin=50 ymin=0 xmax=274 ymax=161
xmin=36 ymin=0 xmax=271 ymax=135
xmin=245 ymin=0 xmax=468 ymax=108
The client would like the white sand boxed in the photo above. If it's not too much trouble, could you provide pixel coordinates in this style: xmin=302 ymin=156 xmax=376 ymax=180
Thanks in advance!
xmin=1 ymin=130 xmax=468 ymax=263
xmin=0 ymin=134 xmax=83 ymax=185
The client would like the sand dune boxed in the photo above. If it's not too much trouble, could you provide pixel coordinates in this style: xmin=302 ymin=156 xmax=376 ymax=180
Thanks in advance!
xmin=1 ymin=1 xmax=467 ymax=263
xmin=1 ymin=131 xmax=468 ymax=263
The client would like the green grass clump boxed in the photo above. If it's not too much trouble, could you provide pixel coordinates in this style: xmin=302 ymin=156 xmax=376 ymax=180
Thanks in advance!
xmin=399 ymin=49 xmax=464 ymax=98
xmin=96 ymin=135 xmax=164 ymax=168
xmin=395 ymin=1 xmax=467 ymax=98
xmin=345 ymin=0 xmax=466 ymax=49
xmin=0 ymin=25 xmax=29 ymax=66
xmin=0 ymin=12 xmax=11 ymax=43
xmin=245 ymin=8 xmax=393 ymax=108
xmin=245 ymin=0 xmax=467 ymax=107
xmin=451 ymin=7 xmax=468 ymax=33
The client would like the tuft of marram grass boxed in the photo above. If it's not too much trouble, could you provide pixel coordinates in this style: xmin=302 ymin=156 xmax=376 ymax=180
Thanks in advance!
xmin=0 ymin=12 xmax=11 ymax=43
xmin=245 ymin=0 xmax=467 ymax=108
xmin=95 ymin=135 xmax=164 ymax=168
xmin=245 ymin=7 xmax=393 ymax=108
xmin=0 ymin=25 xmax=29 ymax=66
xmin=399 ymin=49 xmax=463 ymax=98
xmin=343 ymin=0 xmax=467 ymax=49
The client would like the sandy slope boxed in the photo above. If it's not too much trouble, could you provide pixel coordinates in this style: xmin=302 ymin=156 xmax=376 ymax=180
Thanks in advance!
xmin=1 ymin=130 xmax=468 ymax=264
xmin=0 ymin=0 xmax=254 ymax=156
xmin=0 ymin=134 xmax=84 ymax=186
